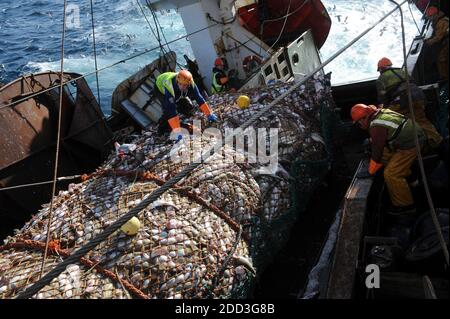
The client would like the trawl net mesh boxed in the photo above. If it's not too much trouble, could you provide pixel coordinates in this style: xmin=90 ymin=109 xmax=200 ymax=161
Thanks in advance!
xmin=0 ymin=73 xmax=335 ymax=299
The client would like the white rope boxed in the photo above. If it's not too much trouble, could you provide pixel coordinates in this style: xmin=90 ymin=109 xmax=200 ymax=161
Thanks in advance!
xmin=39 ymin=0 xmax=69 ymax=279
xmin=389 ymin=0 xmax=449 ymax=266
xmin=17 ymin=0 xmax=413 ymax=298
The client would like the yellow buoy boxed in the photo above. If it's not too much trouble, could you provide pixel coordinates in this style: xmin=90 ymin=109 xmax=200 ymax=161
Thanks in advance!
xmin=120 ymin=217 xmax=141 ymax=236
xmin=236 ymin=95 xmax=250 ymax=109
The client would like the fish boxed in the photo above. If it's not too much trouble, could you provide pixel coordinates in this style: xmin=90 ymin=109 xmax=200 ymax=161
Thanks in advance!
xmin=0 ymin=73 xmax=334 ymax=299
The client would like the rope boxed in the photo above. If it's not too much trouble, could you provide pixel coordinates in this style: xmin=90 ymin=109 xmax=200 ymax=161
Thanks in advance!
xmin=0 ymin=23 xmax=219 ymax=111
xmin=224 ymin=33 xmax=264 ymax=58
xmin=389 ymin=0 xmax=449 ymax=266
xmin=137 ymin=0 xmax=164 ymax=52
xmin=149 ymin=4 xmax=172 ymax=53
xmin=110 ymin=169 xmax=251 ymax=243
xmin=223 ymin=35 xmax=258 ymax=54
xmin=16 ymin=1 xmax=408 ymax=299
xmin=141 ymin=172 xmax=251 ymax=243
xmin=143 ymin=0 xmax=185 ymax=70
xmin=407 ymin=0 xmax=422 ymax=34
xmin=253 ymin=0 xmax=411 ymax=87
xmin=137 ymin=0 xmax=170 ymax=66
xmin=267 ymin=0 xmax=292 ymax=52
xmin=39 ymin=0 xmax=68 ymax=280
xmin=90 ymin=0 xmax=101 ymax=107
xmin=0 ymin=240 xmax=149 ymax=299
xmin=255 ymin=0 xmax=306 ymax=55
xmin=205 ymin=225 xmax=243 ymax=298
xmin=261 ymin=0 xmax=308 ymax=23
xmin=0 ymin=175 xmax=81 ymax=192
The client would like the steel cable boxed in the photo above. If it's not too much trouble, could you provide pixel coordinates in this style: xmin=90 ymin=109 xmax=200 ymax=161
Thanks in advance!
xmin=0 ymin=175 xmax=81 ymax=192
xmin=90 ymin=0 xmax=101 ymax=107
xmin=39 ymin=0 xmax=68 ymax=280
xmin=0 ymin=22 xmax=219 ymax=111
xmin=16 ymin=0 xmax=408 ymax=299
xmin=389 ymin=0 xmax=449 ymax=266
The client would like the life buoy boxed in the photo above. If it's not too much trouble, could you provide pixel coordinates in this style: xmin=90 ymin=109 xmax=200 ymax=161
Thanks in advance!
xmin=242 ymin=55 xmax=263 ymax=74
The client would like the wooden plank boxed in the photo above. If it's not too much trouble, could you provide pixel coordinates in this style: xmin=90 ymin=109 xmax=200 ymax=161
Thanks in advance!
xmin=326 ymin=159 xmax=373 ymax=299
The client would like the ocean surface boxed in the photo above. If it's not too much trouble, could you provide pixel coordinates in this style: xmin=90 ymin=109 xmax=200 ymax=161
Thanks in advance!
xmin=0 ymin=0 xmax=423 ymax=116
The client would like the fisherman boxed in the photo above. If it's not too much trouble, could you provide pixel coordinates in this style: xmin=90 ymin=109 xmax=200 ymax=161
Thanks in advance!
xmin=211 ymin=57 xmax=229 ymax=94
xmin=352 ymin=103 xmax=425 ymax=215
xmin=156 ymin=70 xmax=218 ymax=138
xmin=376 ymin=57 xmax=442 ymax=149
xmin=424 ymin=6 xmax=449 ymax=82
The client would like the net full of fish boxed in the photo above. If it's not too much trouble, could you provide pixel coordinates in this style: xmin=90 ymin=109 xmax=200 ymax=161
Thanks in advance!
xmin=0 ymin=73 xmax=333 ymax=299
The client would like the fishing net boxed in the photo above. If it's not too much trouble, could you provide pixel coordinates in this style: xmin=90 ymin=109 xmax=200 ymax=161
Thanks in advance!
xmin=0 ymin=73 xmax=335 ymax=299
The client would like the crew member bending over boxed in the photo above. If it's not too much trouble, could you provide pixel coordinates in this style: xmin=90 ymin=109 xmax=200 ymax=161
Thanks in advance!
xmin=351 ymin=103 xmax=425 ymax=215
xmin=156 ymin=70 xmax=218 ymax=137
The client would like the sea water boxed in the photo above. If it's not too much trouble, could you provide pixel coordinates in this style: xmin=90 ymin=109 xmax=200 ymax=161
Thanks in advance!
xmin=0 ymin=0 xmax=423 ymax=116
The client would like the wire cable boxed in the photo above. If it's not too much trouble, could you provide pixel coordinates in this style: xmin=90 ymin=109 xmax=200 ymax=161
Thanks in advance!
xmin=0 ymin=175 xmax=81 ymax=192
xmin=144 ymin=0 xmax=184 ymax=69
xmin=90 ymin=0 xmax=101 ymax=107
xmin=15 ymin=1 xmax=410 ymax=299
xmin=136 ymin=0 xmax=172 ymax=68
xmin=389 ymin=0 xmax=449 ymax=266
xmin=0 ymin=22 xmax=219 ymax=111
xmin=224 ymin=33 xmax=264 ymax=58
xmin=407 ymin=0 xmax=422 ymax=34
xmin=262 ymin=0 xmax=308 ymax=23
xmin=257 ymin=0 xmax=307 ymax=53
xmin=39 ymin=0 xmax=68 ymax=280
xmin=267 ymin=0 xmax=292 ymax=52
xmin=138 ymin=0 xmax=166 ymax=53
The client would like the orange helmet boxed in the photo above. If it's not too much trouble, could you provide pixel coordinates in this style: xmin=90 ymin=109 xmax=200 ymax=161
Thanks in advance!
xmin=426 ymin=6 xmax=438 ymax=17
xmin=214 ymin=57 xmax=224 ymax=67
xmin=351 ymin=104 xmax=377 ymax=122
xmin=377 ymin=57 xmax=392 ymax=71
xmin=176 ymin=70 xmax=193 ymax=85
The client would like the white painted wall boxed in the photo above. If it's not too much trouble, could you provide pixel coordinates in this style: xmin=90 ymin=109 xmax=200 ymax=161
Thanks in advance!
xmin=152 ymin=0 xmax=272 ymax=93
xmin=179 ymin=2 xmax=218 ymax=92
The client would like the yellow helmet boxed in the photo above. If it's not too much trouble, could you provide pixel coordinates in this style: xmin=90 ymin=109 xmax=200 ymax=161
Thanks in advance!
xmin=120 ymin=217 xmax=141 ymax=236
xmin=237 ymin=95 xmax=250 ymax=109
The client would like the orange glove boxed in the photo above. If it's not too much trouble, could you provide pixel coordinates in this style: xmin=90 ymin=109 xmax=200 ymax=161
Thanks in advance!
xmin=167 ymin=115 xmax=181 ymax=131
xmin=199 ymin=103 xmax=212 ymax=116
xmin=368 ymin=159 xmax=383 ymax=175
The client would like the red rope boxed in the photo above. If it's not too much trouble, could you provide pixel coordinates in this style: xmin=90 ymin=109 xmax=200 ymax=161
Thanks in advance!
xmin=0 ymin=240 xmax=149 ymax=299
xmin=113 ymin=169 xmax=250 ymax=243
